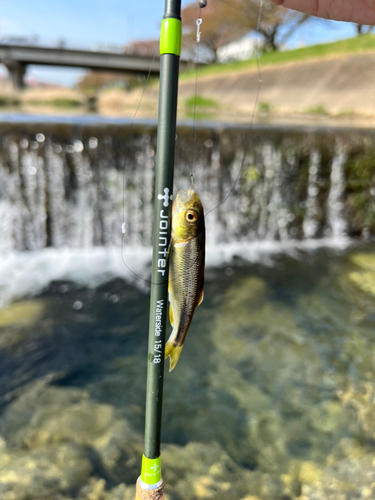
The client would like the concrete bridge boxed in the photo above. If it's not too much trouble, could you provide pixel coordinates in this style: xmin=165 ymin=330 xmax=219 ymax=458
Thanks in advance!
xmin=0 ymin=43 xmax=162 ymax=89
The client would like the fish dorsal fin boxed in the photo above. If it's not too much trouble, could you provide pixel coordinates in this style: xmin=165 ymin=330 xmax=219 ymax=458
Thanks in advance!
xmin=197 ymin=288 xmax=204 ymax=306
xmin=169 ymin=304 xmax=174 ymax=326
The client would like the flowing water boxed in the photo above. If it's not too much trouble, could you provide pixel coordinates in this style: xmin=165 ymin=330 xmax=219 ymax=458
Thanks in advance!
xmin=0 ymin=118 xmax=374 ymax=500
xmin=0 ymin=120 xmax=374 ymax=252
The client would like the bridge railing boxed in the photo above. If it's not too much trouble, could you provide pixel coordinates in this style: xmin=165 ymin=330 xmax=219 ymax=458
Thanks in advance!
xmin=0 ymin=35 xmax=126 ymax=53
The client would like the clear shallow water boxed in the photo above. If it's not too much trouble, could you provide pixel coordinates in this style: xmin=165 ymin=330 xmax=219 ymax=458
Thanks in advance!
xmin=0 ymin=244 xmax=375 ymax=500
xmin=0 ymin=116 xmax=374 ymax=499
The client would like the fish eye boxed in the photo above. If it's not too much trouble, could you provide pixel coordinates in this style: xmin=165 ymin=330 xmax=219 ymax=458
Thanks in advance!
xmin=185 ymin=210 xmax=197 ymax=223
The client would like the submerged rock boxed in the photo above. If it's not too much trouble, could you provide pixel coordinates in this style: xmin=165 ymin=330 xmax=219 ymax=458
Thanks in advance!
xmin=299 ymin=454 xmax=375 ymax=500
xmin=349 ymin=252 xmax=375 ymax=296
xmin=161 ymin=441 xmax=277 ymax=500
xmin=337 ymin=382 xmax=375 ymax=441
xmin=0 ymin=382 xmax=142 ymax=498
xmin=0 ymin=443 xmax=92 ymax=500
xmin=0 ymin=300 xmax=45 ymax=351
xmin=77 ymin=478 xmax=130 ymax=500
xmin=0 ymin=300 xmax=44 ymax=329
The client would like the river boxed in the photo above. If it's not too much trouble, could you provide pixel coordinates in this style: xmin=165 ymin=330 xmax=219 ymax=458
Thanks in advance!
xmin=0 ymin=116 xmax=374 ymax=500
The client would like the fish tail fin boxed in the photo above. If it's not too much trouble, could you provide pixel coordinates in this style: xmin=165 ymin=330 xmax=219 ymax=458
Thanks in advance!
xmin=165 ymin=339 xmax=184 ymax=372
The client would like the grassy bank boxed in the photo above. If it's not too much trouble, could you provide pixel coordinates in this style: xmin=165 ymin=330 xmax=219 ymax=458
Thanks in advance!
xmin=25 ymin=98 xmax=83 ymax=108
xmin=181 ymin=34 xmax=375 ymax=79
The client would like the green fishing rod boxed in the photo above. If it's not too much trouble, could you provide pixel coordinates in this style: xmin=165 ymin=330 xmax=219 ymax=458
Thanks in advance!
xmin=135 ymin=0 xmax=182 ymax=498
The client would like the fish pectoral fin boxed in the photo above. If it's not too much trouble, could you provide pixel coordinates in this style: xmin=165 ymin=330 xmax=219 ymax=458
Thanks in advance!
xmin=197 ymin=287 xmax=204 ymax=306
xmin=169 ymin=304 xmax=174 ymax=326
xmin=165 ymin=341 xmax=183 ymax=372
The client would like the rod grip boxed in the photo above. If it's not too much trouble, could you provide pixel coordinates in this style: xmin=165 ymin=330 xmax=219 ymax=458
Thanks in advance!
xmin=135 ymin=477 xmax=165 ymax=500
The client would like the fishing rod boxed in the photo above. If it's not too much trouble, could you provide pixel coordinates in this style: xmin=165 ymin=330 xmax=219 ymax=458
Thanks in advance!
xmin=135 ymin=0 xmax=205 ymax=498
xmin=122 ymin=0 xmax=262 ymax=287
xmin=134 ymin=0 xmax=261 ymax=493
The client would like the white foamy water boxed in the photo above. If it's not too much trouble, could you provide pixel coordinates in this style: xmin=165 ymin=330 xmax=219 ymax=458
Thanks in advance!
xmin=303 ymin=150 xmax=321 ymax=239
xmin=0 ymin=247 xmax=153 ymax=307
xmin=0 ymin=238 xmax=351 ymax=308
xmin=327 ymin=144 xmax=347 ymax=238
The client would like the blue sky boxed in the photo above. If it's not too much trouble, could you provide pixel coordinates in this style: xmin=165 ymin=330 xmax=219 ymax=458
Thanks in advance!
xmin=0 ymin=1 xmax=357 ymax=86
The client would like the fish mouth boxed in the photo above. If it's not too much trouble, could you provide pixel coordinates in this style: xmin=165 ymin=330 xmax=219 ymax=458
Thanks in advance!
xmin=177 ymin=189 xmax=195 ymax=203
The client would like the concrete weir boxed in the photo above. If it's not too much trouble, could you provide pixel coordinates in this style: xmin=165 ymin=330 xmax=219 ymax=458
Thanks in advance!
xmin=0 ymin=120 xmax=373 ymax=252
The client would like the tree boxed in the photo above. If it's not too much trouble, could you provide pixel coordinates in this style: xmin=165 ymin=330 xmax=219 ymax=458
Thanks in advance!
xmin=216 ymin=0 xmax=310 ymax=51
xmin=181 ymin=0 xmax=310 ymax=57
xmin=181 ymin=2 xmax=248 ymax=62
xmin=355 ymin=24 xmax=374 ymax=35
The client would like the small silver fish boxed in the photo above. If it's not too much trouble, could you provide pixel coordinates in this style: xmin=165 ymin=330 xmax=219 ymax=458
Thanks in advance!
xmin=165 ymin=189 xmax=205 ymax=371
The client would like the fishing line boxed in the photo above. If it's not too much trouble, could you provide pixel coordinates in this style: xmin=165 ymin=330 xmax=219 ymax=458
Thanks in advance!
xmin=121 ymin=1 xmax=208 ymax=286
xmin=203 ymin=0 xmax=264 ymax=218
xmin=120 ymin=48 xmax=160 ymax=285
xmin=120 ymin=35 xmax=204 ymax=287
xmin=121 ymin=0 xmax=263 ymax=286
xmin=122 ymin=50 xmax=157 ymax=233
xmin=189 ymin=6 xmax=203 ymax=188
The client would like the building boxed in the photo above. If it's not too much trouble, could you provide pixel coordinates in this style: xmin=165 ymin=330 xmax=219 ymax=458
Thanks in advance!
xmin=217 ymin=35 xmax=264 ymax=63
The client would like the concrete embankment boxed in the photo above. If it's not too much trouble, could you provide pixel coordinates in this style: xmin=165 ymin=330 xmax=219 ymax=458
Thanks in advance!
xmin=175 ymin=51 xmax=375 ymax=123
xmin=109 ymin=51 xmax=375 ymax=125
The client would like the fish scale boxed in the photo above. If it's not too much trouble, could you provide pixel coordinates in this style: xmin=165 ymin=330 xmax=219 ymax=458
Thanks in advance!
xmin=165 ymin=189 xmax=205 ymax=371
xmin=170 ymin=235 xmax=204 ymax=344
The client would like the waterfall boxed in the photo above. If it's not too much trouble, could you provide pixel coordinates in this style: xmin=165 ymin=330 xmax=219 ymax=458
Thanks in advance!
xmin=303 ymin=150 xmax=321 ymax=239
xmin=326 ymin=144 xmax=347 ymax=239
xmin=0 ymin=122 xmax=371 ymax=252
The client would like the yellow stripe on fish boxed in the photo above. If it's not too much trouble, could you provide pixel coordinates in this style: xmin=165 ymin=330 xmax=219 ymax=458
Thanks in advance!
xmin=165 ymin=189 xmax=205 ymax=371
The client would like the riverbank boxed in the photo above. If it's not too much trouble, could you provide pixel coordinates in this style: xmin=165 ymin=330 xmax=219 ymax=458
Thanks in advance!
xmin=125 ymin=48 xmax=375 ymax=126
xmin=2 ymin=35 xmax=375 ymax=126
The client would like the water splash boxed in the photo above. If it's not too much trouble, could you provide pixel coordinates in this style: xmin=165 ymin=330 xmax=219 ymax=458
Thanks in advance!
xmin=326 ymin=144 xmax=347 ymax=239
xmin=303 ymin=150 xmax=321 ymax=239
